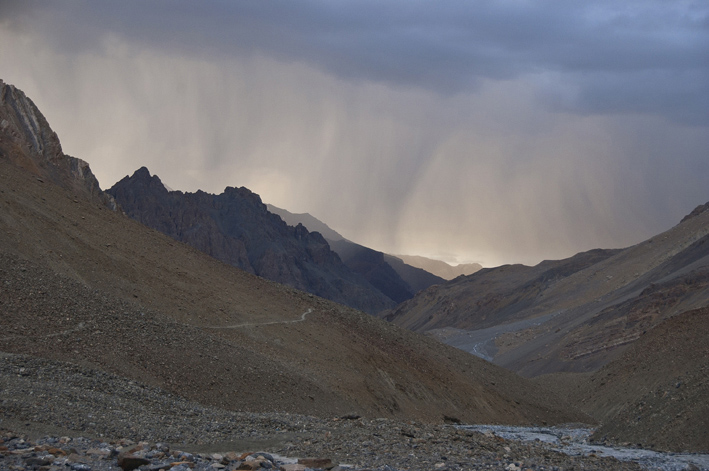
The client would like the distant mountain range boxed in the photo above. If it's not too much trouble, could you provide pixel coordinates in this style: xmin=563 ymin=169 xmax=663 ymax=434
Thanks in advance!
xmin=267 ymin=204 xmax=345 ymax=242
xmin=393 ymin=254 xmax=482 ymax=280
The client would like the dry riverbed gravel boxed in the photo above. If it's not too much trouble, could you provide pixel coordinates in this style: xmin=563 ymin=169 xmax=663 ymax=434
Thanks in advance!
xmin=0 ymin=353 xmax=642 ymax=471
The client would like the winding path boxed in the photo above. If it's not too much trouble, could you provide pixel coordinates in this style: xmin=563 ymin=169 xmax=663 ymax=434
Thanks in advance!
xmin=199 ymin=308 xmax=313 ymax=329
xmin=0 ymin=309 xmax=315 ymax=343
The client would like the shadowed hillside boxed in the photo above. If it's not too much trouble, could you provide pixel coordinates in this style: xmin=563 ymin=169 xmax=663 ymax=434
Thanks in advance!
xmin=108 ymin=168 xmax=394 ymax=314
xmin=266 ymin=204 xmax=445 ymax=302
xmin=0 ymin=146 xmax=583 ymax=427
xmin=537 ymin=308 xmax=709 ymax=453
xmin=584 ymin=307 xmax=709 ymax=452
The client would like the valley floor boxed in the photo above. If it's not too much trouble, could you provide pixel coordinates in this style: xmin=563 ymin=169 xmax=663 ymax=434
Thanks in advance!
xmin=0 ymin=352 xmax=644 ymax=471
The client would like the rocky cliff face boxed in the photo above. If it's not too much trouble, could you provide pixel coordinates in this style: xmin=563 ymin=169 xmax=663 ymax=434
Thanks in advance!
xmin=0 ymin=79 xmax=116 ymax=209
xmin=108 ymin=168 xmax=395 ymax=314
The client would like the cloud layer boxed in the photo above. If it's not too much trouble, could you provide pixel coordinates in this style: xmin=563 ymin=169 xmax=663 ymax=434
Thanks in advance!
xmin=2 ymin=1 xmax=708 ymax=266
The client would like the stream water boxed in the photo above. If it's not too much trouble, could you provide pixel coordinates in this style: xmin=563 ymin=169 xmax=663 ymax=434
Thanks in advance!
xmin=459 ymin=425 xmax=709 ymax=471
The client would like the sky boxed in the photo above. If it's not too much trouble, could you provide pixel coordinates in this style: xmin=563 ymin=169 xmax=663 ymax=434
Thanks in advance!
xmin=1 ymin=1 xmax=708 ymax=267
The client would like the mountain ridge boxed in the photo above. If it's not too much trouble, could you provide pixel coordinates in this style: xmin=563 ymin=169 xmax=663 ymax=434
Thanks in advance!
xmin=108 ymin=167 xmax=395 ymax=314
xmin=4 ymin=77 xmax=704 ymax=455
xmin=267 ymin=204 xmax=345 ymax=242
xmin=266 ymin=204 xmax=446 ymax=302
xmin=394 ymin=254 xmax=483 ymax=280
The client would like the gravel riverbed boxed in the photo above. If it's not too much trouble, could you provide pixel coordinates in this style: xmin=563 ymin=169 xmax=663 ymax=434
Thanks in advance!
xmin=0 ymin=353 xmax=645 ymax=471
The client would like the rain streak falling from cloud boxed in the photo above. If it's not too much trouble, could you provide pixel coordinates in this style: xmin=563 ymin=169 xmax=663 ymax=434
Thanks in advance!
xmin=1 ymin=0 xmax=708 ymax=266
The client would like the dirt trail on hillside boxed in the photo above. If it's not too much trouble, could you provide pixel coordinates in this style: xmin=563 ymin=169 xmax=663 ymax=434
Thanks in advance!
xmin=200 ymin=309 xmax=313 ymax=329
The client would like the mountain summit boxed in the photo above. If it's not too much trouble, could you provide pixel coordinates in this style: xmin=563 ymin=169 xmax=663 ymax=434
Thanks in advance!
xmin=0 ymin=79 xmax=116 ymax=209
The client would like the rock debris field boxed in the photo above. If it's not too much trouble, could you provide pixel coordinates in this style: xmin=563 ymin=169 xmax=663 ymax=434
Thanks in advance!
xmin=0 ymin=354 xmax=643 ymax=471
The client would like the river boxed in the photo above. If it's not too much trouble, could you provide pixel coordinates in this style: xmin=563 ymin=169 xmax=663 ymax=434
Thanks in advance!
xmin=459 ymin=425 xmax=709 ymax=471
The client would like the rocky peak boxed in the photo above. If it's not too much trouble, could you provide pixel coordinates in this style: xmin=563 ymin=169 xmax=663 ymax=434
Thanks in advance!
xmin=223 ymin=185 xmax=268 ymax=210
xmin=0 ymin=79 xmax=116 ymax=210
xmin=127 ymin=166 xmax=171 ymax=194
xmin=0 ymin=80 xmax=59 ymax=158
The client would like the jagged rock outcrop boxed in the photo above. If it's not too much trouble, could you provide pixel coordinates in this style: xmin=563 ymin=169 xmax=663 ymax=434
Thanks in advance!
xmin=680 ymin=201 xmax=709 ymax=224
xmin=108 ymin=168 xmax=395 ymax=314
xmin=0 ymin=79 xmax=116 ymax=209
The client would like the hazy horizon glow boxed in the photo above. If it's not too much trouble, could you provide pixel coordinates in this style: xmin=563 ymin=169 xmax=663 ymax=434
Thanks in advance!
xmin=2 ymin=1 xmax=708 ymax=267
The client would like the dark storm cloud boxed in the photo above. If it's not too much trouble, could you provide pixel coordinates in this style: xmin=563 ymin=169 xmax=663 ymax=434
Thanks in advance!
xmin=8 ymin=0 xmax=709 ymax=123
xmin=564 ymin=69 xmax=709 ymax=125
xmin=2 ymin=0 xmax=708 ymax=266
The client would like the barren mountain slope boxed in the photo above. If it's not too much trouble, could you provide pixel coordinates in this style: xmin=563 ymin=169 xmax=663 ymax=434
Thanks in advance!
xmin=388 ymin=208 xmax=709 ymax=376
xmin=493 ymin=211 xmax=709 ymax=376
xmin=0 ymin=158 xmax=589 ymax=426
xmin=0 ymin=79 xmax=589 ymax=427
xmin=386 ymin=249 xmax=619 ymax=332
xmin=266 ymin=204 xmax=445 ymax=301
xmin=540 ymin=308 xmax=709 ymax=453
